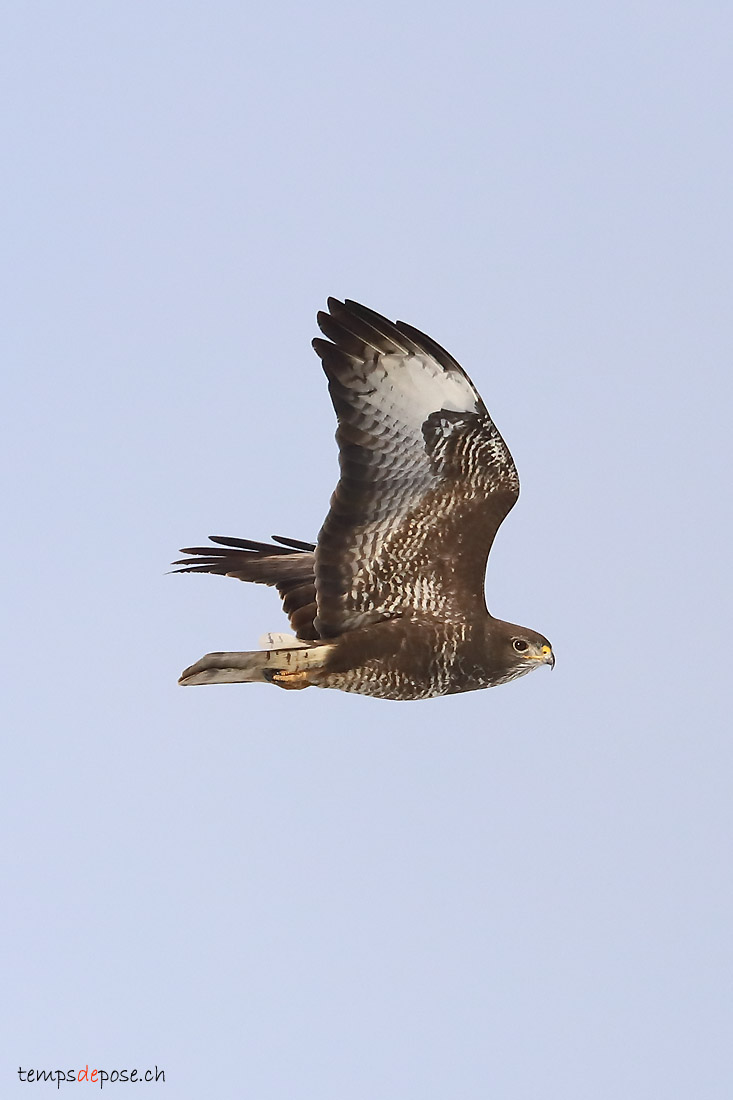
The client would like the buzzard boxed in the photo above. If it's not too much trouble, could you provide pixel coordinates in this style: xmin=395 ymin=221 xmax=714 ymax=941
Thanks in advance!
xmin=174 ymin=298 xmax=554 ymax=700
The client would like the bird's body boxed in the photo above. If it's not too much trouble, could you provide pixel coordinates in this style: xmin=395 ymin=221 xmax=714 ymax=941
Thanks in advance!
xmin=174 ymin=299 xmax=554 ymax=700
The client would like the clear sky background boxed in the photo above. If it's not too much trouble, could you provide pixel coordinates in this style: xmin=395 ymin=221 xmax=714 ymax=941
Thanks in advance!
xmin=3 ymin=2 xmax=731 ymax=1097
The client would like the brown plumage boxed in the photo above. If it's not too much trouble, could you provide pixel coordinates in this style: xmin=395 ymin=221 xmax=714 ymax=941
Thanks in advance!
xmin=173 ymin=299 xmax=554 ymax=700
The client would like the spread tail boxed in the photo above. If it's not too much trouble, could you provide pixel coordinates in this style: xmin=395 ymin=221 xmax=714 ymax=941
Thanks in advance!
xmin=179 ymin=640 xmax=334 ymax=689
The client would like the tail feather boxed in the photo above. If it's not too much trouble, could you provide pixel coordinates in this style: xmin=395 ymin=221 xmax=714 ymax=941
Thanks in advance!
xmin=179 ymin=642 xmax=334 ymax=688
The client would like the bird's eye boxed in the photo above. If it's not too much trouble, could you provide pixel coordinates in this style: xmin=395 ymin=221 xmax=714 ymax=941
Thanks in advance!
xmin=512 ymin=639 xmax=529 ymax=652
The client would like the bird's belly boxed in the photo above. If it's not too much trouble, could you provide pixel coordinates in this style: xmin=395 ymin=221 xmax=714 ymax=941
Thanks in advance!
xmin=315 ymin=619 xmax=491 ymax=701
xmin=319 ymin=665 xmax=450 ymax=700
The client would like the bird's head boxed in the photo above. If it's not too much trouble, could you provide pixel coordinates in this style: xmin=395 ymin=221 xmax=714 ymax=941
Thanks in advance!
xmin=486 ymin=619 xmax=555 ymax=683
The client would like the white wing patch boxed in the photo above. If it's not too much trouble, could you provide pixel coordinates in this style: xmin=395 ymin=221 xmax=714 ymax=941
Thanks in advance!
xmin=370 ymin=353 xmax=478 ymax=431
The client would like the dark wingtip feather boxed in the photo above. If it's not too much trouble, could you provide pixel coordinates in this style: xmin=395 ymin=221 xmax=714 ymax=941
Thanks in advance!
xmin=208 ymin=535 xmax=293 ymax=554
xmin=177 ymin=547 xmax=226 ymax=556
xmin=394 ymin=319 xmax=463 ymax=373
xmin=173 ymin=555 xmax=225 ymax=564
xmin=173 ymin=534 xmax=315 ymax=570
xmin=341 ymin=299 xmax=423 ymax=355
xmin=170 ymin=563 xmax=227 ymax=574
xmin=271 ymin=535 xmax=317 ymax=551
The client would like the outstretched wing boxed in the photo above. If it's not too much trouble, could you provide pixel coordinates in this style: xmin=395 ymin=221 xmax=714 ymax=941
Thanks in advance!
xmin=312 ymin=299 xmax=519 ymax=638
xmin=172 ymin=536 xmax=319 ymax=639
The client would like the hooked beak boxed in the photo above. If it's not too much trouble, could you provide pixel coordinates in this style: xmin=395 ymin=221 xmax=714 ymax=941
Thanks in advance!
xmin=527 ymin=644 xmax=555 ymax=669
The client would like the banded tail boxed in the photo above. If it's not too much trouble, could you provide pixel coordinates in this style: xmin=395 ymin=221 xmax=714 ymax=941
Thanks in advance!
xmin=179 ymin=638 xmax=334 ymax=689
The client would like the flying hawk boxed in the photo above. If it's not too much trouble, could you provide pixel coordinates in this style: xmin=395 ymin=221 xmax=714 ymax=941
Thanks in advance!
xmin=174 ymin=298 xmax=554 ymax=700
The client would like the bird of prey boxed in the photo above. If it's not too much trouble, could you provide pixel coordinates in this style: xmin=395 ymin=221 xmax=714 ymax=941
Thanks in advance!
xmin=174 ymin=298 xmax=554 ymax=700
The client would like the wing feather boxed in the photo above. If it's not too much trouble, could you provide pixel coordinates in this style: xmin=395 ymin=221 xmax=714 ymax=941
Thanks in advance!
xmin=172 ymin=536 xmax=319 ymax=639
xmin=312 ymin=299 xmax=519 ymax=637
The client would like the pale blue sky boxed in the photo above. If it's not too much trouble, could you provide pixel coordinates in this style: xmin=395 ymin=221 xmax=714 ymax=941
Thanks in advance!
xmin=3 ymin=2 xmax=732 ymax=1097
